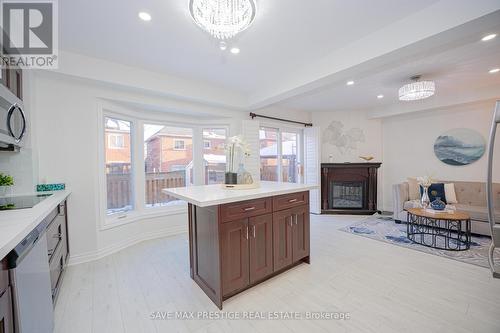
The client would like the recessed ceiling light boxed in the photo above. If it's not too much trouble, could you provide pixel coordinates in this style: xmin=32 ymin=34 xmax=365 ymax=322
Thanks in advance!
xmin=230 ymin=47 xmax=240 ymax=54
xmin=219 ymin=41 xmax=227 ymax=51
xmin=346 ymin=81 xmax=354 ymax=86
xmin=481 ymin=34 xmax=497 ymax=41
xmin=377 ymin=95 xmax=384 ymax=99
xmin=138 ymin=12 xmax=151 ymax=21
xmin=489 ymin=68 xmax=500 ymax=74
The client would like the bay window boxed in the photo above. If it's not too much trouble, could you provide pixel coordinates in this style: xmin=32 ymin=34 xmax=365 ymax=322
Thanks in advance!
xmin=101 ymin=109 xmax=229 ymax=226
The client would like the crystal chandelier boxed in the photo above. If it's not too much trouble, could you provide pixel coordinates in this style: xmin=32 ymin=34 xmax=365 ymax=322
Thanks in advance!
xmin=189 ymin=0 xmax=257 ymax=40
xmin=398 ymin=75 xmax=436 ymax=101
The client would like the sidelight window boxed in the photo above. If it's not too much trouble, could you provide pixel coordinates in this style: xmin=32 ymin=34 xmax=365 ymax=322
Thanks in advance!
xmin=144 ymin=125 xmax=193 ymax=207
xmin=104 ymin=117 xmax=133 ymax=215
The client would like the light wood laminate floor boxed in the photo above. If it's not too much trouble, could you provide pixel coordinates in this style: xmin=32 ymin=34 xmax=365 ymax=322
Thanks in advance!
xmin=55 ymin=215 xmax=500 ymax=333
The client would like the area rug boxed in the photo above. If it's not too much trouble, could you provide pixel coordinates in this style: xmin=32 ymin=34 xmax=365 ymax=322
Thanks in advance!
xmin=339 ymin=216 xmax=500 ymax=269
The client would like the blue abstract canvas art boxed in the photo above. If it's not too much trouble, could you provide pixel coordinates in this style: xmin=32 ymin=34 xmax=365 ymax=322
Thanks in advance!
xmin=434 ymin=128 xmax=486 ymax=166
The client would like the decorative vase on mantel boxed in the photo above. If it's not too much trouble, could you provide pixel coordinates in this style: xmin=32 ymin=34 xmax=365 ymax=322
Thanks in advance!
xmin=421 ymin=185 xmax=430 ymax=209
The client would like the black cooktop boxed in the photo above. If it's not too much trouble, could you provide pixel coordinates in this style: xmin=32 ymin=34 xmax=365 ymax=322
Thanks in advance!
xmin=0 ymin=194 xmax=52 ymax=210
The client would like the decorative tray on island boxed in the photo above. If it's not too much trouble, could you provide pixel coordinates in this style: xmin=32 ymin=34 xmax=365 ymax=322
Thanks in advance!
xmin=220 ymin=182 xmax=260 ymax=190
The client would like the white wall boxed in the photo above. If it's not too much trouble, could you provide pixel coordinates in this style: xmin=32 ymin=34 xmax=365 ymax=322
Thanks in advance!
xmin=382 ymin=100 xmax=500 ymax=211
xmin=311 ymin=110 xmax=384 ymax=206
xmin=32 ymin=71 xmax=310 ymax=263
xmin=312 ymin=110 xmax=382 ymax=163
xmin=310 ymin=101 xmax=500 ymax=213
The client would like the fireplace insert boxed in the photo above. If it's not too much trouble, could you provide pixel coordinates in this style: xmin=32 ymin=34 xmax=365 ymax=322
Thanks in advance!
xmin=321 ymin=163 xmax=381 ymax=214
xmin=330 ymin=181 xmax=365 ymax=209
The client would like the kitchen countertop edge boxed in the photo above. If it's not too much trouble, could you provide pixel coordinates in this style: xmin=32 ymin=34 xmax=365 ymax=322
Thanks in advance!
xmin=0 ymin=190 xmax=71 ymax=260
xmin=163 ymin=182 xmax=318 ymax=207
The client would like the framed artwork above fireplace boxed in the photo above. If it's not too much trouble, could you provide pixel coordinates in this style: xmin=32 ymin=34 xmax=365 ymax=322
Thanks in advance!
xmin=321 ymin=163 xmax=381 ymax=215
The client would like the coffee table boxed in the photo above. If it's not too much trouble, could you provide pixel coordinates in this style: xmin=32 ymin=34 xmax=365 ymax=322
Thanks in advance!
xmin=406 ymin=208 xmax=471 ymax=251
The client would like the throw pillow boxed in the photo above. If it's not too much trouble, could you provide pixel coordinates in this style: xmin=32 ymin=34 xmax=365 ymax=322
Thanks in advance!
xmin=444 ymin=183 xmax=458 ymax=204
xmin=407 ymin=177 xmax=420 ymax=200
xmin=420 ymin=183 xmax=447 ymax=204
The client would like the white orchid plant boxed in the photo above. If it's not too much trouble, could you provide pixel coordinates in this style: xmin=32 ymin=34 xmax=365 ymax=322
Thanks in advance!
xmin=416 ymin=175 xmax=434 ymax=187
xmin=225 ymin=135 xmax=251 ymax=173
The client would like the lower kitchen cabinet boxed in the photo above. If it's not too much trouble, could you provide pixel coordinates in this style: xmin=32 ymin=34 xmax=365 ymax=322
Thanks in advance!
xmin=221 ymin=219 xmax=249 ymax=296
xmin=272 ymin=210 xmax=293 ymax=271
xmin=249 ymin=214 xmax=273 ymax=284
xmin=291 ymin=205 xmax=310 ymax=262
xmin=273 ymin=204 xmax=310 ymax=270
xmin=0 ymin=259 xmax=13 ymax=333
xmin=221 ymin=213 xmax=275 ymax=296
xmin=46 ymin=201 xmax=69 ymax=303
xmin=0 ymin=287 xmax=14 ymax=333
xmin=189 ymin=191 xmax=311 ymax=309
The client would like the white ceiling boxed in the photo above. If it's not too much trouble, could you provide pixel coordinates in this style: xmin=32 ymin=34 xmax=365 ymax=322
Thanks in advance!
xmin=60 ymin=0 xmax=439 ymax=94
xmin=58 ymin=0 xmax=500 ymax=114
xmin=277 ymin=22 xmax=500 ymax=112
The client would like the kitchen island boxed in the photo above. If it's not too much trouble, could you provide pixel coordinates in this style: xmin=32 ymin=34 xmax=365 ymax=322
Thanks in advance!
xmin=164 ymin=181 xmax=317 ymax=309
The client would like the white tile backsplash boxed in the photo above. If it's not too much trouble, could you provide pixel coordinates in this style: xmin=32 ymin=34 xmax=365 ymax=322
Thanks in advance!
xmin=0 ymin=147 xmax=35 ymax=194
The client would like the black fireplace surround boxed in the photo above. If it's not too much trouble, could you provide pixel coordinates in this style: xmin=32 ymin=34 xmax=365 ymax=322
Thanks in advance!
xmin=321 ymin=163 xmax=381 ymax=214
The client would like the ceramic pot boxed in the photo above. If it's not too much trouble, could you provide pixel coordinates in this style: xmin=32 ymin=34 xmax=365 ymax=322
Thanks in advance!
xmin=225 ymin=172 xmax=237 ymax=185
xmin=0 ymin=186 xmax=9 ymax=197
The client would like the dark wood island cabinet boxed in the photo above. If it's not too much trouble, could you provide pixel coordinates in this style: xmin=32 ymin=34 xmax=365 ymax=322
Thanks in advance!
xmin=165 ymin=183 xmax=314 ymax=309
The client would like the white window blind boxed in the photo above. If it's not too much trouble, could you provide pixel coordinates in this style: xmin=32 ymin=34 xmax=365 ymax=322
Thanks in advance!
xmin=304 ymin=126 xmax=321 ymax=214
xmin=241 ymin=119 xmax=261 ymax=182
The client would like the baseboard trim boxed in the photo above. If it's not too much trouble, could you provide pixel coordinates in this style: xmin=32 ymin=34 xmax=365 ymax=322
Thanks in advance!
xmin=67 ymin=224 xmax=188 ymax=266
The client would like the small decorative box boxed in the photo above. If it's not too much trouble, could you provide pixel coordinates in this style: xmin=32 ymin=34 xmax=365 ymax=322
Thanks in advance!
xmin=37 ymin=183 xmax=65 ymax=192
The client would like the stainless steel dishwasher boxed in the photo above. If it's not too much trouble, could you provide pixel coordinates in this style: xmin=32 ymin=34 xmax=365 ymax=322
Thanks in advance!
xmin=7 ymin=220 xmax=54 ymax=333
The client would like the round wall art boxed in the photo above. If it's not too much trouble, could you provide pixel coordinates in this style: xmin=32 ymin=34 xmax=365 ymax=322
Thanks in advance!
xmin=434 ymin=128 xmax=486 ymax=166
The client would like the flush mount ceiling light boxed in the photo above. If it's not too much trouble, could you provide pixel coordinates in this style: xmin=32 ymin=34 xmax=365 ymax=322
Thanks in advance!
xmin=138 ymin=11 xmax=151 ymax=21
xmin=398 ymin=75 xmax=435 ymax=101
xmin=346 ymin=80 xmax=354 ymax=86
xmin=377 ymin=94 xmax=384 ymax=99
xmin=230 ymin=47 xmax=240 ymax=54
xmin=489 ymin=68 xmax=500 ymax=74
xmin=189 ymin=0 xmax=257 ymax=40
xmin=481 ymin=34 xmax=497 ymax=41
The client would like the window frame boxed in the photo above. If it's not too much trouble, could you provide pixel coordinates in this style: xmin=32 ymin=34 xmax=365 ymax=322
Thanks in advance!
xmin=97 ymin=104 xmax=230 ymax=229
xmin=107 ymin=133 xmax=125 ymax=149
xmin=173 ymin=139 xmax=186 ymax=151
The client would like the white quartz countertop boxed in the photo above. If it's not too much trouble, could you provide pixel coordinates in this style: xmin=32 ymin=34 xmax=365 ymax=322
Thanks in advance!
xmin=0 ymin=190 xmax=71 ymax=260
xmin=163 ymin=181 xmax=317 ymax=207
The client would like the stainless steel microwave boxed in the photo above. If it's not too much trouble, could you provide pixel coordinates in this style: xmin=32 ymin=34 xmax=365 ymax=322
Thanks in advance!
xmin=0 ymin=84 xmax=26 ymax=151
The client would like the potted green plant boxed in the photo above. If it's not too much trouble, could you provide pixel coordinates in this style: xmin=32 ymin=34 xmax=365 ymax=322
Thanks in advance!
xmin=0 ymin=172 xmax=14 ymax=197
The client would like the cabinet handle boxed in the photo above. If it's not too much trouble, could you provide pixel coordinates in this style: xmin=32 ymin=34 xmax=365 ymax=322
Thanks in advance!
xmin=288 ymin=198 xmax=298 ymax=203
xmin=289 ymin=218 xmax=292 ymax=227
xmin=244 ymin=206 xmax=256 ymax=211
xmin=253 ymin=225 xmax=256 ymax=238
xmin=294 ymin=215 xmax=298 ymax=225
xmin=246 ymin=226 xmax=249 ymax=240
